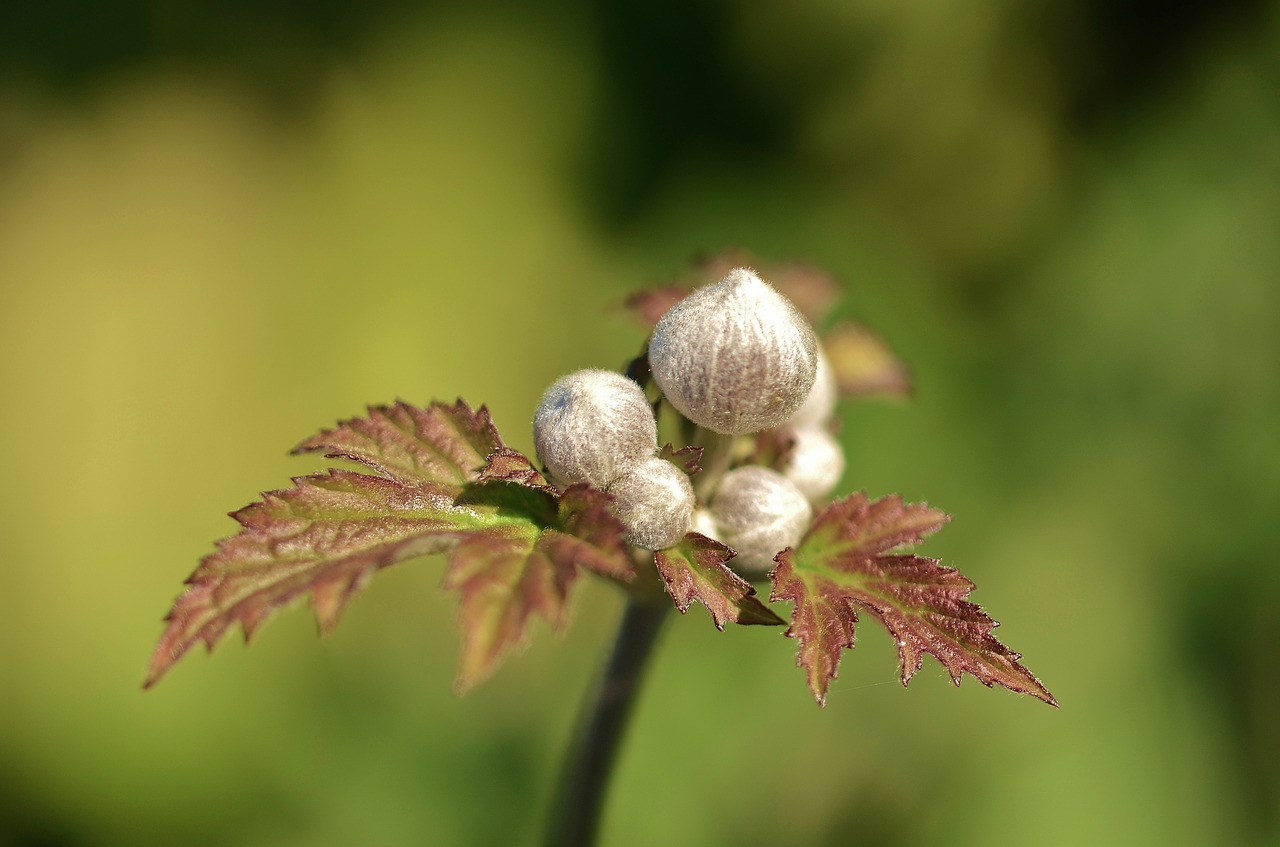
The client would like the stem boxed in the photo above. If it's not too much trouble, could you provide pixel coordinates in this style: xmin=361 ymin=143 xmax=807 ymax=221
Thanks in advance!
xmin=544 ymin=596 xmax=670 ymax=847
xmin=691 ymin=427 xmax=738 ymax=500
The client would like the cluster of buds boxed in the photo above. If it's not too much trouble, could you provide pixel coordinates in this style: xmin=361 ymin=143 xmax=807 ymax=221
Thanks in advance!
xmin=534 ymin=369 xmax=695 ymax=550
xmin=532 ymin=267 xmax=847 ymax=575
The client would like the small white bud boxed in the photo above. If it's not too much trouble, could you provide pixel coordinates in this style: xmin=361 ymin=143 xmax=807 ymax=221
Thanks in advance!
xmin=607 ymin=457 xmax=696 ymax=550
xmin=779 ymin=426 xmax=845 ymax=503
xmin=649 ymin=268 xmax=818 ymax=435
xmin=533 ymin=369 xmax=657 ymax=488
xmin=784 ymin=347 xmax=836 ymax=430
xmin=690 ymin=507 xmax=720 ymax=540
xmin=710 ymin=466 xmax=812 ymax=576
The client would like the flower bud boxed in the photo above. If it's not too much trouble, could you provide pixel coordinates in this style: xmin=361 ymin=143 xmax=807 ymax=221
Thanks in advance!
xmin=779 ymin=426 xmax=844 ymax=503
xmin=690 ymin=507 xmax=720 ymax=540
xmin=533 ymin=369 xmax=657 ymax=488
xmin=710 ymin=466 xmax=812 ymax=576
xmin=607 ymin=457 xmax=695 ymax=550
xmin=784 ymin=347 xmax=836 ymax=430
xmin=649 ymin=268 xmax=818 ymax=435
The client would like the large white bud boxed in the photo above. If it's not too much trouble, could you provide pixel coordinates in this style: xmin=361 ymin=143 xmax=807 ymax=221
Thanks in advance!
xmin=533 ymin=369 xmax=657 ymax=488
xmin=607 ymin=457 xmax=696 ymax=550
xmin=779 ymin=426 xmax=845 ymax=503
xmin=649 ymin=268 xmax=818 ymax=435
xmin=710 ymin=465 xmax=812 ymax=576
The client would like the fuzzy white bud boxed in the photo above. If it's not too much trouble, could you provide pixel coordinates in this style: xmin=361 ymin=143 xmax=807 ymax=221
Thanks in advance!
xmin=649 ymin=268 xmax=818 ymax=435
xmin=710 ymin=466 xmax=812 ymax=576
xmin=607 ymin=457 xmax=696 ymax=550
xmin=533 ymin=369 xmax=657 ymax=488
xmin=784 ymin=347 xmax=836 ymax=430
xmin=779 ymin=426 xmax=845 ymax=503
xmin=690 ymin=507 xmax=720 ymax=540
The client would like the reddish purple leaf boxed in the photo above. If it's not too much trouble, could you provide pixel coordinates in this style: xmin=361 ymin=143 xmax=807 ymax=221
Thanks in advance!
xmin=656 ymin=443 xmax=704 ymax=476
xmin=445 ymin=485 xmax=633 ymax=691
xmin=771 ymin=493 xmax=1056 ymax=707
xmin=479 ymin=447 xmax=558 ymax=494
xmin=545 ymin=484 xmax=634 ymax=582
xmin=291 ymin=399 xmax=500 ymax=489
xmin=623 ymin=286 xmax=690 ymax=326
xmin=655 ymin=533 xmax=785 ymax=629
xmin=749 ymin=428 xmax=798 ymax=471
xmin=625 ymin=250 xmax=840 ymax=328
xmin=695 ymin=249 xmax=839 ymax=324
xmin=147 ymin=401 xmax=634 ymax=692
xmin=823 ymin=322 xmax=913 ymax=400
xmin=146 ymin=469 xmax=532 ymax=688
xmin=442 ymin=525 xmax=571 ymax=692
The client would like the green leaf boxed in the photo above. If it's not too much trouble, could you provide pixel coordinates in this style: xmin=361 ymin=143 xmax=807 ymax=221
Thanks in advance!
xmin=146 ymin=400 xmax=633 ymax=691
xmin=770 ymin=493 xmax=1056 ymax=707
xmin=655 ymin=533 xmax=785 ymax=629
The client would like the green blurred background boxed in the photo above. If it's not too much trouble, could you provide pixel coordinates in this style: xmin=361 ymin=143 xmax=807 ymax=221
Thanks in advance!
xmin=2 ymin=1 xmax=1278 ymax=845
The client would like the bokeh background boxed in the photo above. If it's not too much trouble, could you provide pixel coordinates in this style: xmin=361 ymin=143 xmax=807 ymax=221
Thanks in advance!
xmin=2 ymin=1 xmax=1278 ymax=845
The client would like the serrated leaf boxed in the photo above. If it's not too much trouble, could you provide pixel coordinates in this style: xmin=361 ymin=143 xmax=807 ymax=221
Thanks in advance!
xmin=541 ymin=483 xmax=635 ymax=583
xmin=148 ymin=401 xmax=634 ymax=692
xmin=770 ymin=493 xmax=1056 ymax=707
xmin=444 ymin=483 xmax=633 ymax=691
xmin=442 ymin=525 xmax=571 ymax=692
xmin=478 ymin=446 xmax=559 ymax=494
xmin=657 ymin=443 xmax=703 ymax=476
xmin=823 ymin=322 xmax=913 ymax=399
xmin=145 ymin=468 xmax=547 ymax=688
xmin=291 ymin=399 xmax=500 ymax=489
xmin=655 ymin=533 xmax=785 ymax=629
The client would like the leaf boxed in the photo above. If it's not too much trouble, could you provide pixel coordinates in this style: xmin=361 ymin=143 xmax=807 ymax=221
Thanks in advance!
xmin=540 ymin=483 xmax=635 ymax=583
xmin=657 ymin=442 xmax=703 ymax=476
xmin=624 ymin=286 xmax=689 ymax=326
xmin=292 ymin=399 xmax=500 ymax=488
xmin=749 ymin=428 xmax=797 ymax=471
xmin=478 ymin=446 xmax=559 ymax=494
xmin=696 ymin=249 xmax=839 ymax=324
xmin=147 ymin=400 xmax=633 ymax=692
xmin=655 ymin=533 xmax=785 ymax=629
xmin=625 ymin=250 xmax=840 ymax=328
xmin=145 ymin=468 xmax=548 ymax=688
xmin=770 ymin=493 xmax=1056 ymax=707
xmin=823 ymin=322 xmax=913 ymax=400
xmin=441 ymin=524 xmax=572 ymax=692
xmin=445 ymin=483 xmax=633 ymax=691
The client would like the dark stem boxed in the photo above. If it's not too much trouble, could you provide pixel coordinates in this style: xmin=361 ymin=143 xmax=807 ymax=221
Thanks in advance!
xmin=544 ymin=596 xmax=670 ymax=847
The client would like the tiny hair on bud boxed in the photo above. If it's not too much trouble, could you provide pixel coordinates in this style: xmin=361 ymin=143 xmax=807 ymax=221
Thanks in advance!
xmin=710 ymin=465 xmax=812 ymax=576
xmin=608 ymin=457 xmax=696 ymax=550
xmin=533 ymin=369 xmax=658 ymax=488
xmin=649 ymin=268 xmax=818 ymax=434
